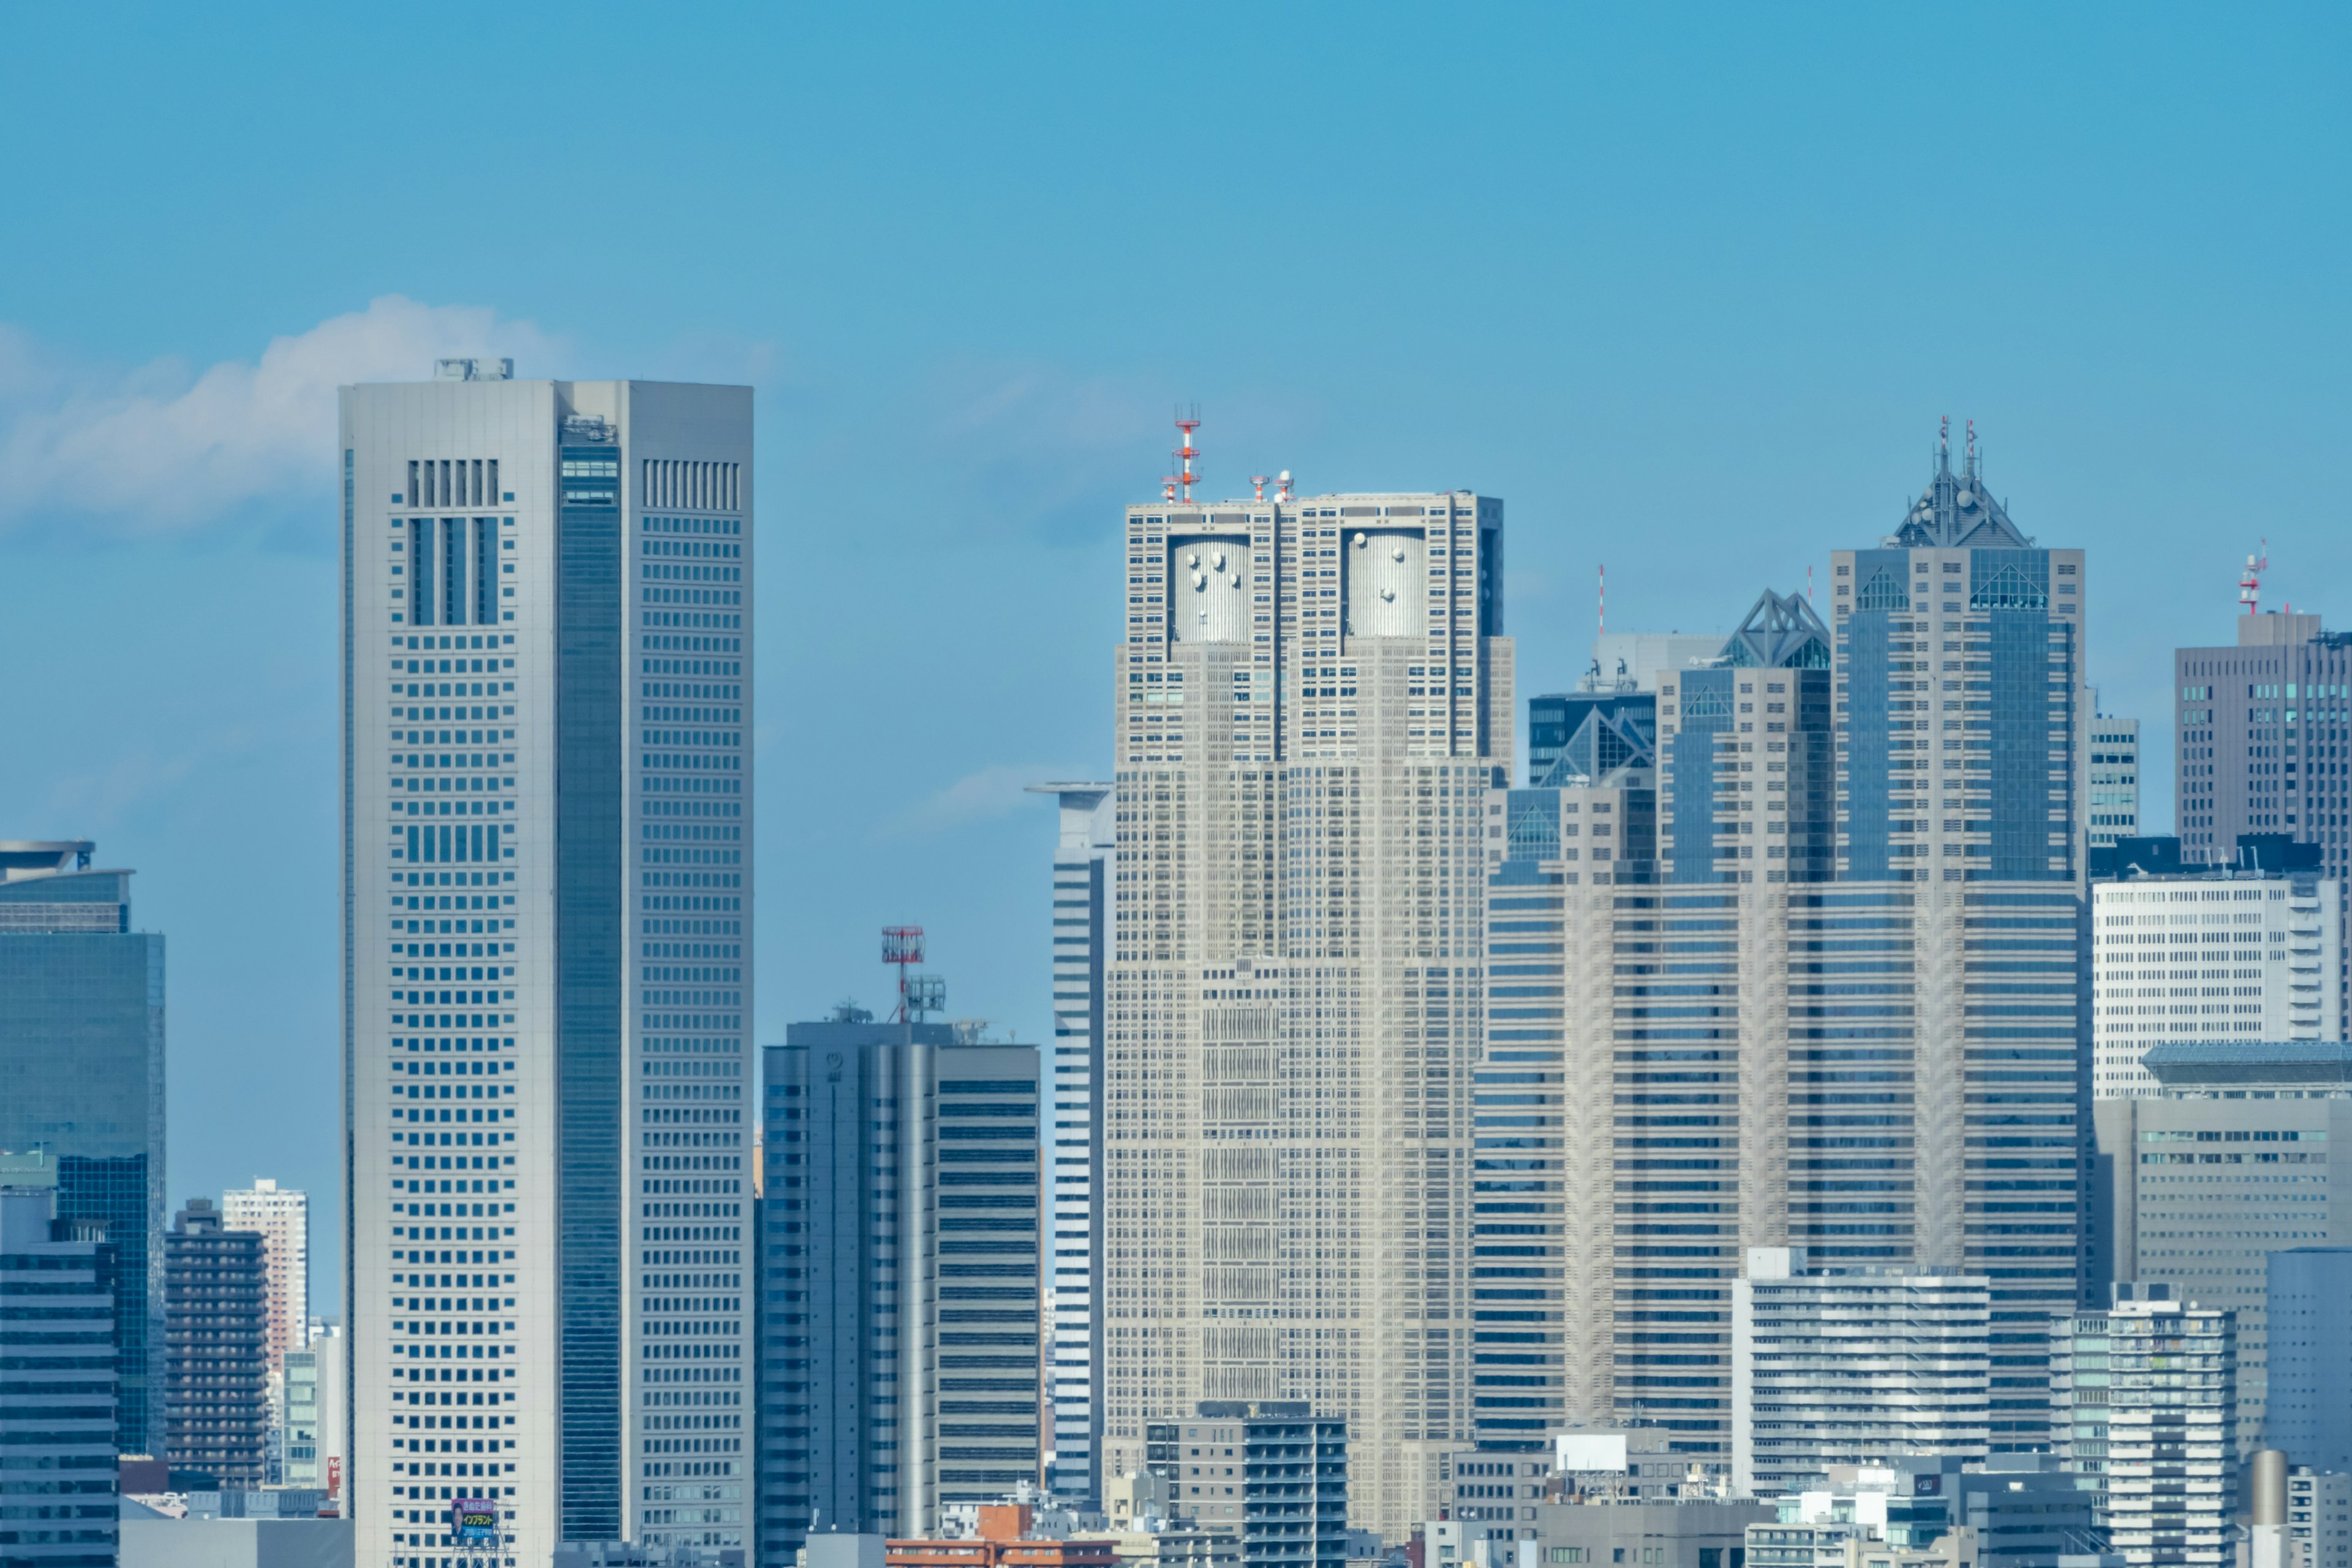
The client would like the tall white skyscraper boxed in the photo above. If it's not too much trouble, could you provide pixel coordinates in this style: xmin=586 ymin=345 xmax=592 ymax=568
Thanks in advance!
xmin=222 ymin=1180 xmax=309 ymax=1381
xmin=1100 ymin=470 xmax=1512 ymax=1537
xmin=1028 ymin=782 xmax=1115 ymax=1507
xmin=341 ymin=362 xmax=753 ymax=1566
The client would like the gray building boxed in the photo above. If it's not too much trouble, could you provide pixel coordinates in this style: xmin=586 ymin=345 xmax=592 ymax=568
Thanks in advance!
xmin=758 ymin=1009 xmax=1040 ymax=1558
xmin=2052 ymin=1283 xmax=2236 ymax=1568
xmin=1525 ymin=685 xmax=1656 ymax=789
xmin=1028 ymin=782 xmax=1116 ymax=1507
xmin=1141 ymin=1402 xmax=1346 ymax=1568
xmin=0 ymin=837 xmax=166 ymax=1458
xmin=0 ymin=1184 xmax=118 ymax=1568
xmin=1731 ymin=1249 xmax=1990 ymax=1498
xmin=2085 ymin=1042 xmax=2352 ymax=1455
xmin=341 ymin=363 xmax=755 ymax=1561
xmin=1425 ymin=1501 xmax=1770 ymax=1568
xmin=167 ymin=1197 xmax=271 ymax=1485
xmin=2174 ymin=610 xmax=2352 ymax=1027
xmin=2267 ymin=1250 xmax=2352 ymax=1474
xmin=2089 ymin=717 xmax=2141 ymax=852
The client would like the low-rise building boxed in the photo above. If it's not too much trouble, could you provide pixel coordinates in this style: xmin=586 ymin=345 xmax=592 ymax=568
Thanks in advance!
xmin=2287 ymin=1467 xmax=2352 ymax=1568
xmin=886 ymin=1503 xmax=1118 ymax=1568
xmin=1428 ymin=1501 xmax=1771 ymax=1568
xmin=1141 ymin=1404 xmax=1347 ymax=1568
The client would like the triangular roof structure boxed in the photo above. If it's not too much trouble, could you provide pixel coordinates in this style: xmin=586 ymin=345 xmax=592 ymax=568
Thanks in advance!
xmin=1890 ymin=429 xmax=2030 ymax=549
xmin=1720 ymin=589 xmax=1831 ymax=669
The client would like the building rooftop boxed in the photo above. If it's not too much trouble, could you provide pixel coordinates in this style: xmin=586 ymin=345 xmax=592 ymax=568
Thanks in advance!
xmin=2143 ymin=1039 xmax=2352 ymax=1090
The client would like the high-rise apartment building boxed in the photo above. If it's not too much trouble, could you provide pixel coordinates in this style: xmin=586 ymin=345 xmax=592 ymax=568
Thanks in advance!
xmin=341 ymin=362 xmax=755 ymax=1563
xmin=0 ymin=838 xmax=166 ymax=1458
xmin=1028 ymin=782 xmax=1115 ymax=1507
xmin=2176 ymin=611 xmax=2352 ymax=1026
xmin=2267 ymin=1248 xmax=2352 ymax=1474
xmin=222 ymin=1177 xmax=309 ymax=1448
xmin=1140 ymin=1402 xmax=1348 ymax=1568
xmin=2086 ymin=1041 xmax=2352 ymax=1456
xmin=1820 ymin=439 xmax=2086 ymax=1447
xmin=2091 ymin=869 xmax=2340 ymax=1097
xmin=1101 ymin=476 xmax=1510 ymax=1537
xmin=165 ymin=1196 xmax=271 ymax=1485
xmin=758 ymin=1012 xmax=1041 ymax=1559
xmin=2090 ymin=717 xmax=2141 ymax=850
xmin=2052 ymin=1283 xmax=2236 ymax=1568
xmin=1729 ymin=1247 xmax=1990 ymax=1499
xmin=0 ymin=1185 xmax=118 ymax=1568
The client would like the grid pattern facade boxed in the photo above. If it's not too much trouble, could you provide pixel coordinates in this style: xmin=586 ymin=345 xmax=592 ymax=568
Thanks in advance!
xmin=2090 ymin=719 xmax=2141 ymax=849
xmin=1141 ymin=1406 xmax=1348 ymax=1568
xmin=1730 ymin=1253 xmax=1991 ymax=1497
xmin=341 ymin=374 xmax=753 ymax=1568
xmin=1103 ymin=489 xmax=1510 ymax=1538
xmin=2091 ymin=876 xmax=2339 ymax=1098
xmin=220 ymin=1180 xmax=309 ymax=1412
xmin=0 ymin=861 xmax=165 ymax=1458
xmin=165 ymin=1199 xmax=271 ymax=1483
xmin=759 ymin=1027 xmax=1041 ymax=1556
xmin=1033 ymin=785 xmax=1115 ymax=1507
xmin=0 ymin=1193 xmax=117 ymax=1568
xmin=2269 ymin=1250 xmax=2352 ymax=1477
xmin=2052 ymin=1290 xmax=2236 ymax=1568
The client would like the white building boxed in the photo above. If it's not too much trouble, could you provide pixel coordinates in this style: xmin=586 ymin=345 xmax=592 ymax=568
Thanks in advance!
xmin=340 ymin=361 xmax=753 ymax=1566
xmin=2289 ymin=1467 xmax=2352 ymax=1568
xmin=1101 ymin=477 xmax=1512 ymax=1536
xmin=2089 ymin=716 xmax=2141 ymax=850
xmin=284 ymin=1319 xmax=347 ymax=1496
xmin=2091 ymin=870 xmax=2340 ymax=1098
xmin=1028 ymin=782 xmax=1115 ymax=1509
xmin=1730 ymin=1248 xmax=1989 ymax=1499
xmin=222 ymin=1177 xmax=309 ymax=1452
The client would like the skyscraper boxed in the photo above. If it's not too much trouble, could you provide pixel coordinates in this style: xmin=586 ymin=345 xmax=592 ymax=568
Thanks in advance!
xmin=1820 ymin=436 xmax=2086 ymax=1447
xmin=222 ymin=1177 xmax=309 ymax=1458
xmin=0 ymin=1183 xmax=118 ymax=1568
xmin=2267 ymin=1248 xmax=2352 ymax=1474
xmin=341 ymin=362 xmax=755 ymax=1563
xmin=758 ymin=1009 xmax=1041 ymax=1557
xmin=166 ymin=1196 xmax=271 ymax=1485
xmin=2175 ymin=610 xmax=2352 ymax=1030
xmin=1101 ymin=475 xmax=1510 ymax=1536
xmin=1028 ymin=782 xmax=1115 ymax=1507
xmin=0 ymin=837 xmax=166 ymax=1458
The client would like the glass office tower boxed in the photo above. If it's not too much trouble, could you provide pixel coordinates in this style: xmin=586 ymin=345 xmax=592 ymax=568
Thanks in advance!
xmin=341 ymin=362 xmax=753 ymax=1566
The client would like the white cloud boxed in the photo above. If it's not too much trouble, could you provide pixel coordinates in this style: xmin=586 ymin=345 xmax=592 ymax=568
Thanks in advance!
xmin=0 ymin=296 xmax=560 ymax=533
xmin=886 ymin=763 xmax=1069 ymax=839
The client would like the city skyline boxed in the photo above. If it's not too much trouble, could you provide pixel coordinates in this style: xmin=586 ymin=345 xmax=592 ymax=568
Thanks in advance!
xmin=3 ymin=9 xmax=2348 ymax=1313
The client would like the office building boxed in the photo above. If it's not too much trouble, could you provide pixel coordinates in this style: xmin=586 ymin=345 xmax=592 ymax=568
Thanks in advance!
xmin=2090 ymin=869 xmax=2339 ymax=1097
xmin=1427 ymin=1499 xmax=1771 ymax=1568
xmin=1591 ymin=631 xmax=1727 ymax=696
xmin=0 ymin=1183 xmax=118 ymax=1568
xmin=340 ymin=363 xmax=755 ymax=1561
xmin=1101 ymin=475 xmax=1510 ymax=1537
xmin=1140 ymin=1403 xmax=1347 ymax=1568
xmin=2089 ymin=718 xmax=2141 ymax=850
xmin=166 ymin=1197 xmax=271 ymax=1485
xmin=1525 ymin=685 xmax=1654 ymax=790
xmin=221 ymin=1179 xmax=309 ymax=1389
xmin=2268 ymin=1249 xmax=2352 ymax=1474
xmin=1476 ymin=695 xmax=1660 ymax=1444
xmin=1730 ymin=1248 xmax=1990 ymax=1498
xmin=1030 ymin=782 xmax=1117 ymax=1507
xmin=2288 ymin=1467 xmax=2352 ymax=1568
xmin=2051 ymin=1283 xmax=2236 ymax=1567
xmin=1820 ymin=436 xmax=2087 ymax=1449
xmin=2176 ymin=609 xmax=2352 ymax=1026
xmin=759 ymin=1009 xmax=1041 ymax=1560
xmin=1745 ymin=1482 xmax=1978 ymax=1568
xmin=0 ymin=837 xmax=167 ymax=1458
xmin=2086 ymin=1042 xmax=2352 ymax=1454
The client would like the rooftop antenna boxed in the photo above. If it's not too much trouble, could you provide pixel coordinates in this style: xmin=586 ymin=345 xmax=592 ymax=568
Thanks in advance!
xmin=1161 ymin=467 xmax=1178 ymax=504
xmin=1597 ymin=563 xmax=1605 ymax=637
xmin=1174 ymin=405 xmax=1201 ymax=502
xmin=1807 ymin=563 xmax=1814 ymax=603
xmin=1939 ymin=415 xmax=1950 ymax=473
xmin=1276 ymin=469 xmax=1293 ymax=501
xmin=881 ymin=925 xmax=924 ymax=1022
xmin=1250 ymin=474 xmax=1267 ymax=502
xmin=2239 ymin=541 xmax=2267 ymax=616
xmin=1965 ymin=419 xmax=1977 ymax=479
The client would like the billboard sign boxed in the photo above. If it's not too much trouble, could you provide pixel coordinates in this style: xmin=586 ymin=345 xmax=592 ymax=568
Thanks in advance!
xmin=451 ymin=1499 xmax=498 ymax=1540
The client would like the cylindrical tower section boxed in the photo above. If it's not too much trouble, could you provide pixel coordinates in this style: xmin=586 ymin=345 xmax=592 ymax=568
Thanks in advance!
xmin=2250 ymin=1449 xmax=2288 ymax=1527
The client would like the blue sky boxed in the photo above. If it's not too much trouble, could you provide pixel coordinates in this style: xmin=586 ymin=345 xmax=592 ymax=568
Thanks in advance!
xmin=3 ymin=3 xmax=2346 ymax=1308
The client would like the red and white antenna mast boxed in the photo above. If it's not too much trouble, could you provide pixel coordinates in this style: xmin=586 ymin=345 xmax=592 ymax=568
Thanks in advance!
xmin=2239 ymin=540 xmax=2268 ymax=616
xmin=1597 ymin=564 xmax=1605 ymax=636
xmin=881 ymin=925 xmax=925 ymax=1022
xmin=1276 ymin=470 xmax=1293 ymax=501
xmin=1174 ymin=406 xmax=1200 ymax=502
xmin=1250 ymin=475 xmax=1268 ymax=502
xmin=1162 ymin=469 xmax=1178 ymax=503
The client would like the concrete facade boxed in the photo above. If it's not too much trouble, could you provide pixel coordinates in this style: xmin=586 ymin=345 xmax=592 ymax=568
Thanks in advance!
xmin=341 ymin=365 xmax=755 ymax=1564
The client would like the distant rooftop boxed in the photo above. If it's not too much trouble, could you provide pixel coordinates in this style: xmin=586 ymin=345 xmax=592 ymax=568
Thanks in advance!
xmin=2144 ymin=1039 xmax=2352 ymax=1090
xmin=0 ymin=842 xmax=96 ymax=882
